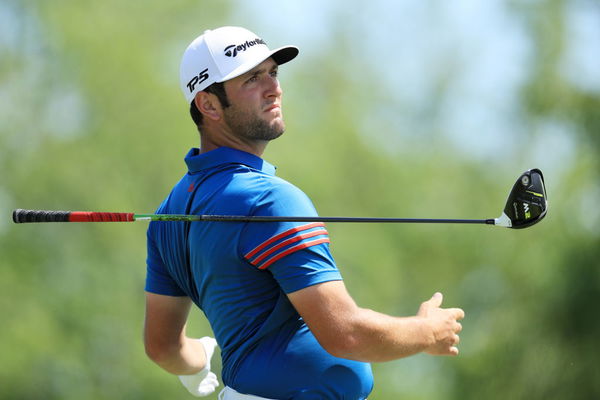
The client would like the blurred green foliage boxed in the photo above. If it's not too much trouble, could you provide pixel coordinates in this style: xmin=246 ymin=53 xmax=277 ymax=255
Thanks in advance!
xmin=1 ymin=1 xmax=599 ymax=399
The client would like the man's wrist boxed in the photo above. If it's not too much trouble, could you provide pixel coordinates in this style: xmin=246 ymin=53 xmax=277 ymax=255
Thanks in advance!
xmin=178 ymin=337 xmax=220 ymax=397
xmin=413 ymin=316 xmax=435 ymax=351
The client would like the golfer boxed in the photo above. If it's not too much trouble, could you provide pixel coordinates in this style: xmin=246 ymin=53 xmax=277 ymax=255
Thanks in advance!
xmin=143 ymin=26 xmax=464 ymax=399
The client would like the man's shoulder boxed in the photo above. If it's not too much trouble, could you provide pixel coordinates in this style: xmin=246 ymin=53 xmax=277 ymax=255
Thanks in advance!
xmin=219 ymin=169 xmax=315 ymax=216
xmin=227 ymin=167 xmax=306 ymax=198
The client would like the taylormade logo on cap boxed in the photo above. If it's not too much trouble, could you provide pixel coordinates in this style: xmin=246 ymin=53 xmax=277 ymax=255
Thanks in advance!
xmin=179 ymin=26 xmax=299 ymax=103
xmin=224 ymin=38 xmax=266 ymax=58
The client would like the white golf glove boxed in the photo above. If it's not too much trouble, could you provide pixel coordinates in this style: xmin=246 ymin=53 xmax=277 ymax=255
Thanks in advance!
xmin=178 ymin=337 xmax=220 ymax=397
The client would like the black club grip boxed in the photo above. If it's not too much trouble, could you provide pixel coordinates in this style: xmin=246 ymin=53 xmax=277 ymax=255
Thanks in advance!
xmin=13 ymin=209 xmax=71 ymax=223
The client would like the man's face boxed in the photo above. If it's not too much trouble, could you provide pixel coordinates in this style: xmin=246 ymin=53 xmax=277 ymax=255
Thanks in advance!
xmin=221 ymin=58 xmax=285 ymax=141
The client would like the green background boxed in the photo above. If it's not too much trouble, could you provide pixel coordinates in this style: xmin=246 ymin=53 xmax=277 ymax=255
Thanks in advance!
xmin=1 ymin=1 xmax=599 ymax=399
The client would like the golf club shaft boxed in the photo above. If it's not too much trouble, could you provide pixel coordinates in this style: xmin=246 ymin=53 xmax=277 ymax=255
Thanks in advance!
xmin=12 ymin=209 xmax=496 ymax=225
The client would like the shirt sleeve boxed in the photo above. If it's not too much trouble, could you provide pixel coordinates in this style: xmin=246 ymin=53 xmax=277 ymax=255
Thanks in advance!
xmin=238 ymin=178 xmax=342 ymax=293
xmin=145 ymin=224 xmax=187 ymax=296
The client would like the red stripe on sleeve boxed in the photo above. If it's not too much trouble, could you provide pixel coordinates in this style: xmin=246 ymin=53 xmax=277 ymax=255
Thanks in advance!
xmin=257 ymin=237 xmax=331 ymax=270
xmin=251 ymin=229 xmax=328 ymax=265
xmin=245 ymin=222 xmax=325 ymax=259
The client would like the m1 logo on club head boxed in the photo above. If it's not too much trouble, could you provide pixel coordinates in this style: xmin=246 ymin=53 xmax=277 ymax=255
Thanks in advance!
xmin=501 ymin=168 xmax=548 ymax=229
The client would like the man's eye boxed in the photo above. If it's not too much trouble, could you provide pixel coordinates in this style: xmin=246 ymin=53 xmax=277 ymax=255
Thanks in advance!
xmin=247 ymin=75 xmax=259 ymax=83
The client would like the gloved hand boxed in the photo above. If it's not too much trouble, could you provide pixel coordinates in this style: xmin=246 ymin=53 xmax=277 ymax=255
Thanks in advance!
xmin=178 ymin=337 xmax=220 ymax=397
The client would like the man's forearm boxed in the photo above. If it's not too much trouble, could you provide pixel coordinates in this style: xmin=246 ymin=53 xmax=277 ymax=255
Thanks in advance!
xmin=149 ymin=337 xmax=207 ymax=375
xmin=335 ymin=307 xmax=433 ymax=362
xmin=289 ymin=282 xmax=463 ymax=363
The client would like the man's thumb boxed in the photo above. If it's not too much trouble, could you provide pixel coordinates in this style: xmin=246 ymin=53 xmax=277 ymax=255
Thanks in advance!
xmin=430 ymin=292 xmax=443 ymax=307
xmin=418 ymin=292 xmax=444 ymax=316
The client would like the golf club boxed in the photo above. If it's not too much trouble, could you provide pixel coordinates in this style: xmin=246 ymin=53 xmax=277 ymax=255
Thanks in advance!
xmin=12 ymin=169 xmax=547 ymax=229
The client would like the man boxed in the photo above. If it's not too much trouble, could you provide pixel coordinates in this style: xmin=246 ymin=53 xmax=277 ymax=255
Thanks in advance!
xmin=144 ymin=26 xmax=465 ymax=399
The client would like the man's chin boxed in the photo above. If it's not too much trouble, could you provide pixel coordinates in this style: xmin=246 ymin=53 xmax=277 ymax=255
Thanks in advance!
xmin=265 ymin=119 xmax=285 ymax=140
xmin=262 ymin=129 xmax=284 ymax=141
xmin=232 ymin=114 xmax=286 ymax=141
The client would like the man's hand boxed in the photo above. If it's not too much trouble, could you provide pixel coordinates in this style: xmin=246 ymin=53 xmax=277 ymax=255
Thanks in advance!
xmin=178 ymin=337 xmax=220 ymax=397
xmin=417 ymin=292 xmax=465 ymax=356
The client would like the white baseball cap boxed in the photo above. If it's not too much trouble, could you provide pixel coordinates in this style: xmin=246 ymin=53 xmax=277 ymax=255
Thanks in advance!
xmin=180 ymin=26 xmax=299 ymax=103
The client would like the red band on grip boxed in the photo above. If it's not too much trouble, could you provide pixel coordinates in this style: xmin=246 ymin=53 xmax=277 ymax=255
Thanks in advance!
xmin=68 ymin=212 xmax=135 ymax=222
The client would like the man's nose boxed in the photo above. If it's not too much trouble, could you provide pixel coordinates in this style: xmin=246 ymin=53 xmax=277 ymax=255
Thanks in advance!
xmin=265 ymin=76 xmax=282 ymax=98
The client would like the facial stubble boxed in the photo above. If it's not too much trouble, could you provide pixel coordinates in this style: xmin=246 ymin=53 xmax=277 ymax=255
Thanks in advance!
xmin=223 ymin=104 xmax=285 ymax=142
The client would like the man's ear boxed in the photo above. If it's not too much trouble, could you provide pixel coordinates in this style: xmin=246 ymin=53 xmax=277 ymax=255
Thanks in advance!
xmin=194 ymin=91 xmax=221 ymax=122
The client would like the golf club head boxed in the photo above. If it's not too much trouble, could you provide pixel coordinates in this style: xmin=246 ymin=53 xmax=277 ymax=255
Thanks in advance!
xmin=494 ymin=168 xmax=548 ymax=229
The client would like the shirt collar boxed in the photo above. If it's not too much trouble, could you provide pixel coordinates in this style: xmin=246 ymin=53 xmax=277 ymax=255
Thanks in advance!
xmin=184 ymin=146 xmax=276 ymax=176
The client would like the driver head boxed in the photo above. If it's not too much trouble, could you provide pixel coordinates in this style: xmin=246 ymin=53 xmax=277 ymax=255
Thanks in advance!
xmin=495 ymin=168 xmax=548 ymax=229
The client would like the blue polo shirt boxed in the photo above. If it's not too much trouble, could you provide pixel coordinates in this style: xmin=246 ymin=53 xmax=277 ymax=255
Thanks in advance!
xmin=145 ymin=147 xmax=373 ymax=399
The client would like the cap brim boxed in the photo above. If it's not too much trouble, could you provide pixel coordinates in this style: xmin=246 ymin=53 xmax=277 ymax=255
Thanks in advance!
xmin=271 ymin=45 xmax=299 ymax=65
xmin=218 ymin=45 xmax=299 ymax=83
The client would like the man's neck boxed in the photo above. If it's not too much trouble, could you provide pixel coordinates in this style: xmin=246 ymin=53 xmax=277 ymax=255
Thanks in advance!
xmin=199 ymin=134 xmax=267 ymax=158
